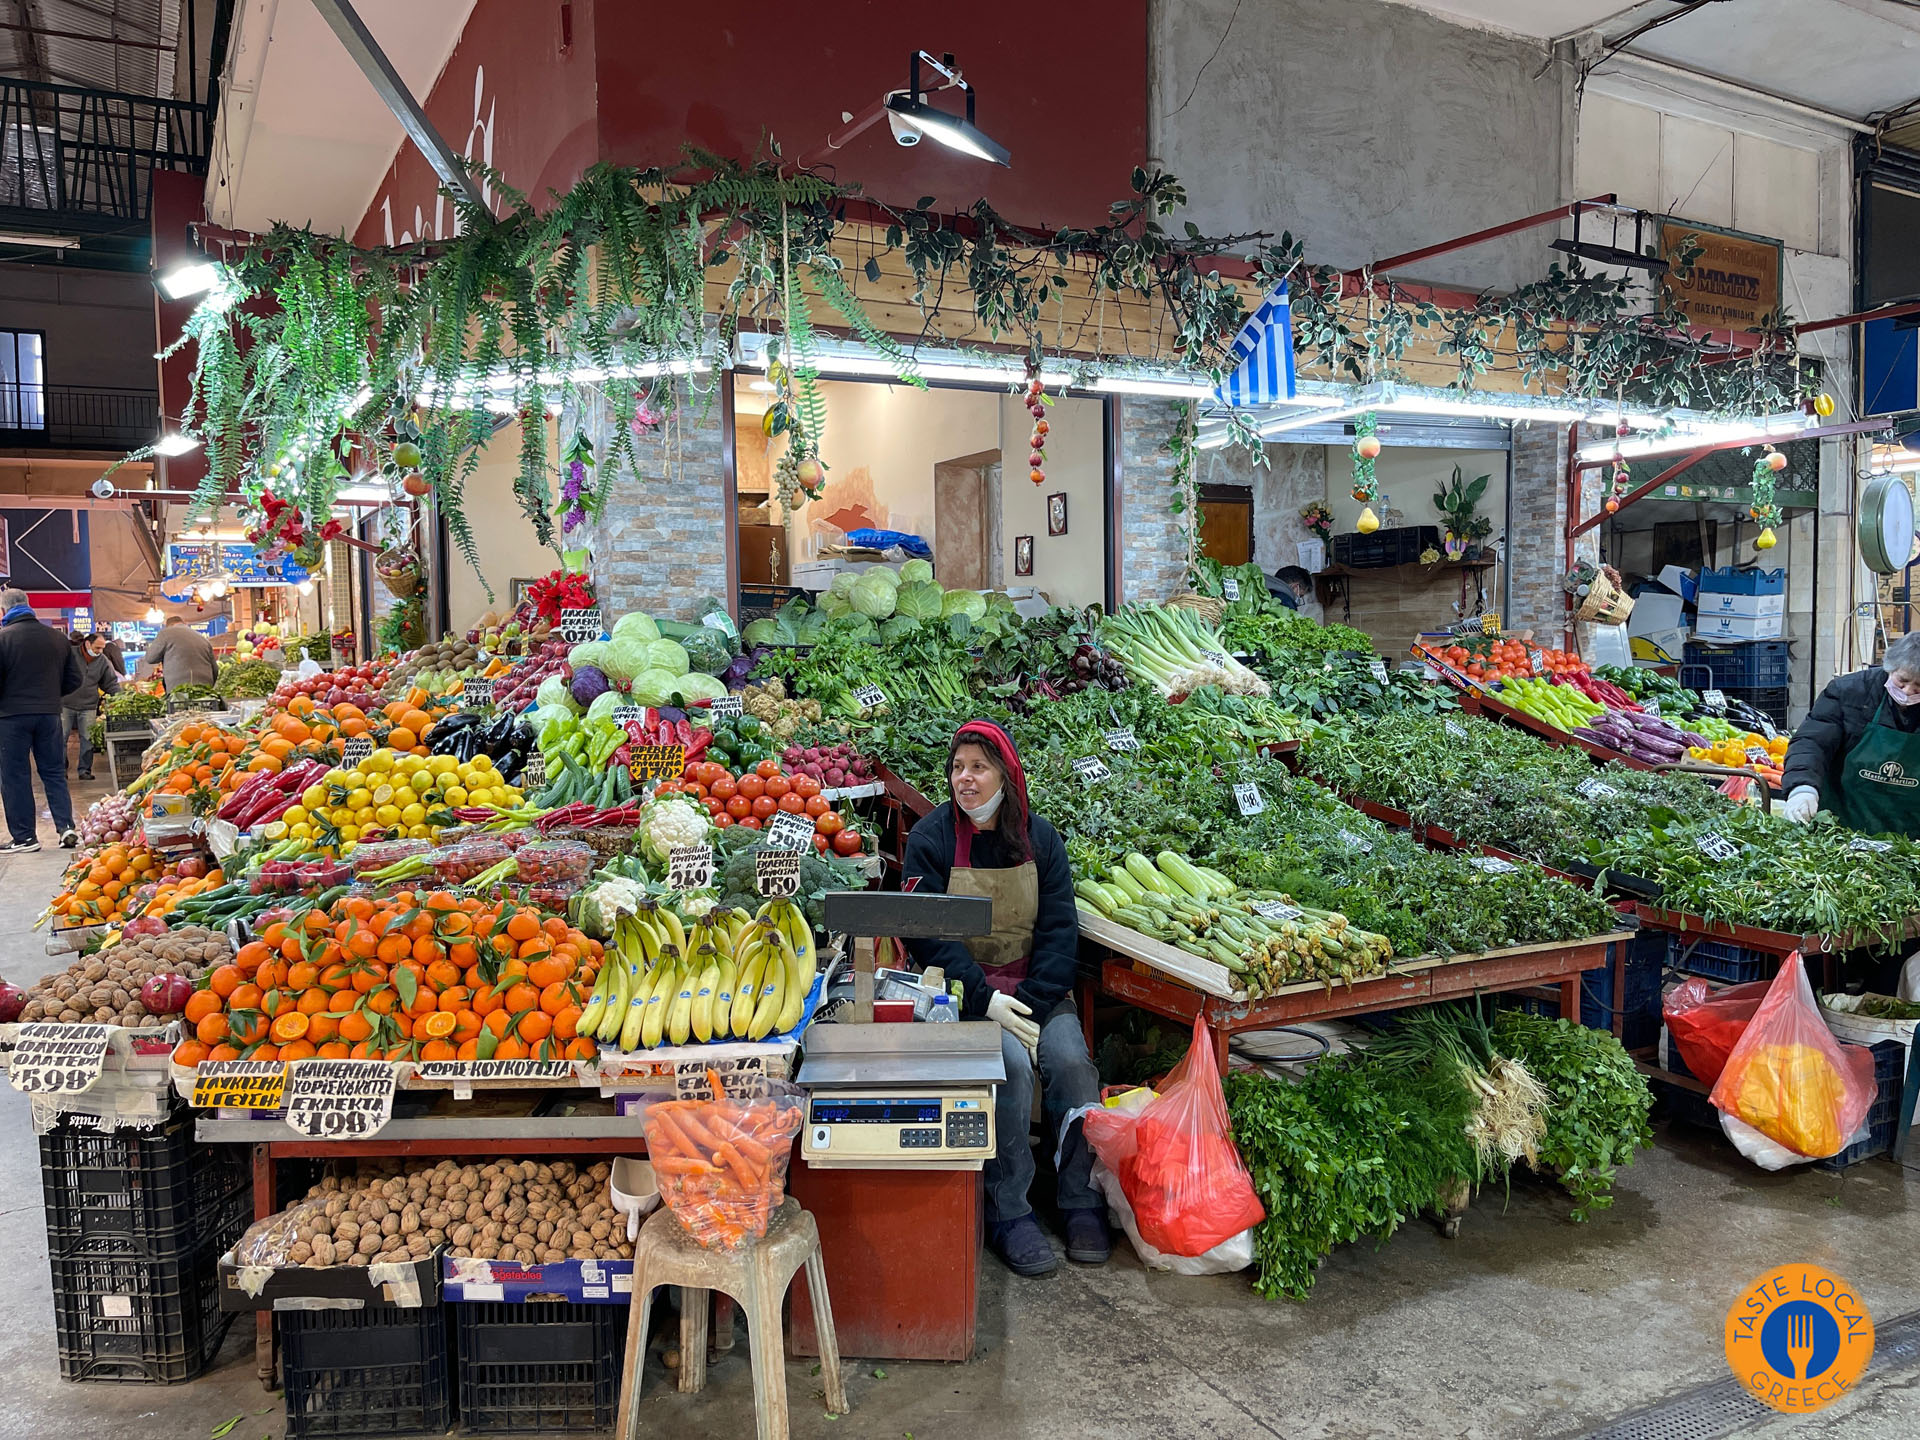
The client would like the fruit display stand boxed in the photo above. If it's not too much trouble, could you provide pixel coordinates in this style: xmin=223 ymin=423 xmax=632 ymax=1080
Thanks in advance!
xmin=1077 ymin=911 xmax=1632 ymax=1074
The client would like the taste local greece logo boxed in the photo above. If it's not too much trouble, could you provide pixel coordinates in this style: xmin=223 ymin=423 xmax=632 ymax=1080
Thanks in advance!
xmin=1724 ymin=1264 xmax=1874 ymax=1413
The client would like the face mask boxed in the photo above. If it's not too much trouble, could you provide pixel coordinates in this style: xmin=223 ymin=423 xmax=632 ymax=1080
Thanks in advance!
xmin=1889 ymin=675 xmax=1920 ymax=708
xmin=960 ymin=790 xmax=1004 ymax=826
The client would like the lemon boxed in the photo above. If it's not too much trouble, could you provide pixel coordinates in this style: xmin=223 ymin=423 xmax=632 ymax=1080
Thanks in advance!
xmin=371 ymin=784 xmax=395 ymax=805
xmin=466 ymin=788 xmax=492 ymax=807
xmin=443 ymin=785 xmax=469 ymax=806
xmin=407 ymin=823 xmax=432 ymax=839
xmin=323 ymin=769 xmax=349 ymax=787
xmin=396 ymin=754 xmax=425 ymax=775
xmin=428 ymin=755 xmax=457 ymax=777
xmin=301 ymin=784 xmax=327 ymax=809
xmin=375 ymin=804 xmax=401 ymax=827
xmin=260 ymin=821 xmax=289 ymax=841
xmin=470 ymin=754 xmax=495 ymax=773
xmin=338 ymin=824 xmax=360 ymax=844
xmin=282 ymin=805 xmax=308 ymax=827
xmin=410 ymin=772 xmax=435 ymax=794
xmin=347 ymin=787 xmax=372 ymax=810
xmin=400 ymin=802 xmax=426 ymax=826
xmin=363 ymin=749 xmax=395 ymax=774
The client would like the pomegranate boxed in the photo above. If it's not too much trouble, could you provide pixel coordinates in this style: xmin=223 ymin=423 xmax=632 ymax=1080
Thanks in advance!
xmin=0 ymin=980 xmax=25 ymax=1024
xmin=122 ymin=915 xmax=167 ymax=938
xmin=139 ymin=973 xmax=194 ymax=1017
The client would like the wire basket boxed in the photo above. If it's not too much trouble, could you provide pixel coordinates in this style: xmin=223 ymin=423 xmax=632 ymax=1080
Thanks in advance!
xmin=1165 ymin=592 xmax=1226 ymax=625
xmin=1569 ymin=567 xmax=1634 ymax=625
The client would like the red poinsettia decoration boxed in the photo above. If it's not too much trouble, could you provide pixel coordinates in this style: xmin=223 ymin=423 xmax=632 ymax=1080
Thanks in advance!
xmin=525 ymin=567 xmax=594 ymax=623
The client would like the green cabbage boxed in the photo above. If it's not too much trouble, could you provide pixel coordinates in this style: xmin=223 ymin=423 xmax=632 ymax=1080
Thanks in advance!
xmin=880 ymin=615 xmax=922 ymax=643
xmin=535 ymin=674 xmax=575 ymax=711
xmin=611 ymin=611 xmax=660 ymax=644
xmin=586 ymin=690 xmax=623 ymax=723
xmin=630 ymin=667 xmax=683 ymax=706
xmin=602 ymin=634 xmax=654 ymax=683
xmin=851 ymin=571 xmax=898 ymax=619
xmin=795 ymin=608 xmax=831 ymax=643
xmin=645 ymin=638 xmax=690 ymax=675
xmin=676 ymin=671 xmax=728 ymax=702
xmin=895 ymin=581 xmax=944 ymax=620
xmin=829 ymin=571 xmax=860 ymax=598
xmin=530 ymin=703 xmax=574 ymax=734
xmin=680 ymin=629 xmax=733 ymax=676
xmin=940 ymin=589 xmax=988 ymax=621
xmin=899 ymin=558 xmax=934 ymax=586
xmin=817 ymin=589 xmax=852 ymax=620
xmin=743 ymin=617 xmax=785 ymax=647
xmin=865 ymin=566 xmax=901 ymax=589
xmin=836 ymin=614 xmax=879 ymax=642
xmin=568 ymin=640 xmax=611 ymax=671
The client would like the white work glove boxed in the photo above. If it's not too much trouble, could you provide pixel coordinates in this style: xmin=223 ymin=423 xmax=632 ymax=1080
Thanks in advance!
xmin=986 ymin=991 xmax=1039 ymax=1055
xmin=1780 ymin=786 xmax=1819 ymax=824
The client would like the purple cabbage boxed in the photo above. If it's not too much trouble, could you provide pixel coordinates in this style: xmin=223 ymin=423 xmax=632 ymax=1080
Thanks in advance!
xmin=571 ymin=664 xmax=610 ymax=707
xmin=723 ymin=644 xmax=770 ymax=691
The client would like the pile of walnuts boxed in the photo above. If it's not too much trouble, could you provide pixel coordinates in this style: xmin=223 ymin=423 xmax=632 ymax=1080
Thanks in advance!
xmin=16 ymin=925 xmax=227 ymax=1026
xmin=232 ymin=1158 xmax=631 ymax=1269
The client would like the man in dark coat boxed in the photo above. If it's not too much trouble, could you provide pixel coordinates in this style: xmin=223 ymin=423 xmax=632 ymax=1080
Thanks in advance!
xmin=0 ymin=588 xmax=83 ymax=850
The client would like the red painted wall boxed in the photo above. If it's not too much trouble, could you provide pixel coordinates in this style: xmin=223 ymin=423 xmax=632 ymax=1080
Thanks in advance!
xmin=354 ymin=0 xmax=601 ymax=248
xmin=356 ymin=0 xmax=1148 ymax=243
xmin=591 ymin=3 xmax=1147 ymax=227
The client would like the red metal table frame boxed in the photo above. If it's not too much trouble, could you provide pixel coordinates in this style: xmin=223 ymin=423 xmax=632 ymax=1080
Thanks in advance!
xmin=1092 ymin=935 xmax=1624 ymax=1074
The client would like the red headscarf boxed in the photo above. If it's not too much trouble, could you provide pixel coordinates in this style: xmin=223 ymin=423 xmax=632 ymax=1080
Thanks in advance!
xmin=950 ymin=719 xmax=1032 ymax=864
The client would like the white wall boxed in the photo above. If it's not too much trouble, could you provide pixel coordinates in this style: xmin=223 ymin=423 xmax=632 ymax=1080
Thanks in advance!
xmin=446 ymin=420 xmax=565 ymax=629
xmin=1323 ymin=446 xmax=1508 ymax=542
xmin=999 ymin=393 xmax=1104 ymax=608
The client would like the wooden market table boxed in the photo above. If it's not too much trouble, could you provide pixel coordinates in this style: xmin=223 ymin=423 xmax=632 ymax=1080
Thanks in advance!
xmin=1079 ymin=912 xmax=1634 ymax=1074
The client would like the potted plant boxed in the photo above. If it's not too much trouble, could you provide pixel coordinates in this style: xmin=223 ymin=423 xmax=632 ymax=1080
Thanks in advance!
xmin=1433 ymin=465 xmax=1493 ymax=559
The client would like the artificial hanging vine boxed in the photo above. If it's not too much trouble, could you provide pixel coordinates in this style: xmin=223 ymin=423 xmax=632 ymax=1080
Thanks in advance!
xmin=1350 ymin=413 xmax=1382 ymax=535
xmin=1169 ymin=401 xmax=1201 ymax=579
xmin=1750 ymin=446 xmax=1788 ymax=550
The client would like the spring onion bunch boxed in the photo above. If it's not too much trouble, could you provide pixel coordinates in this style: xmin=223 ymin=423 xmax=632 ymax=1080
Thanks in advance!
xmin=1099 ymin=605 xmax=1270 ymax=698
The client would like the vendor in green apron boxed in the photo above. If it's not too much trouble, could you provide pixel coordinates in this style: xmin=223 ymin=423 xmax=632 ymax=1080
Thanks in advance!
xmin=1780 ymin=632 xmax=1920 ymax=837
xmin=901 ymin=719 xmax=1107 ymax=1277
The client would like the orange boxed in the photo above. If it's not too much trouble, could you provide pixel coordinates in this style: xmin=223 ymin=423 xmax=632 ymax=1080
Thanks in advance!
xmin=297 ymin=988 xmax=331 ymax=1015
xmin=208 ymin=964 xmax=242 ymax=998
xmin=492 ymin=1036 xmax=529 ymax=1060
xmin=505 ymin=911 xmax=540 ymax=944
xmin=471 ymin=983 xmax=503 ymax=1016
xmin=552 ymin=1005 xmax=582 ymax=1041
xmin=171 ymin=1038 xmax=209 ymax=1067
xmin=251 ymin=1043 xmax=281 ymax=1062
xmin=517 ymin=1011 xmax=552 ymax=1044
xmin=337 ymin=1010 xmax=374 ymax=1043
xmin=365 ymin=989 xmax=397 ymax=1016
xmin=207 ymin=1043 xmax=241 ymax=1062
xmin=503 ymin=982 xmax=540 ymax=1015
xmin=564 ymin=1036 xmax=597 ymax=1060
xmin=386 ymin=726 xmax=417 ymax=751
xmin=277 ymin=1039 xmax=317 ymax=1061
xmin=484 ymin=1009 xmax=513 ymax=1039
xmin=196 ymin=1011 xmax=230 ymax=1044
xmin=539 ymin=981 xmax=573 ymax=1015
xmin=184 ymin=990 xmax=223 ymax=1024
xmin=419 ymin=1039 xmax=456 ymax=1061
xmin=307 ymin=1014 xmax=339 ymax=1043
xmin=317 ymin=1041 xmax=351 ymax=1059
xmin=411 ymin=934 xmax=443 ymax=965
xmin=229 ymin=982 xmax=262 ymax=1012
xmin=328 ymin=988 xmax=358 ymax=1013
xmin=527 ymin=956 xmax=572 ymax=990
xmin=450 ymin=1010 xmax=482 ymax=1043
xmin=416 ymin=1010 xmax=457 ymax=1039
xmin=270 ymin=1012 xmax=309 ymax=1043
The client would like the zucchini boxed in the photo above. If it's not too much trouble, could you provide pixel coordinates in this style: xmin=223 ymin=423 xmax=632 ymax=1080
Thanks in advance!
xmin=1156 ymin=851 xmax=1214 ymax=901
xmin=1125 ymin=852 xmax=1170 ymax=896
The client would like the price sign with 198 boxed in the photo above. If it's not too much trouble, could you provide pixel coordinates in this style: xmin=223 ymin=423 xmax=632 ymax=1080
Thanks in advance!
xmin=667 ymin=843 xmax=715 ymax=891
xmin=7 ymin=1023 xmax=110 ymax=1094
xmin=283 ymin=1060 xmax=396 ymax=1139
xmin=1072 ymin=756 xmax=1111 ymax=785
xmin=1232 ymin=782 xmax=1264 ymax=817
xmin=462 ymin=677 xmax=494 ymax=707
xmin=755 ymin=849 xmax=802 ymax=898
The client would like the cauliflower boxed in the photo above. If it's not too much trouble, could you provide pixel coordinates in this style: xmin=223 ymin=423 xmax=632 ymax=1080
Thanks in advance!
xmin=639 ymin=795 xmax=711 ymax=865
xmin=583 ymin=877 xmax=644 ymax=938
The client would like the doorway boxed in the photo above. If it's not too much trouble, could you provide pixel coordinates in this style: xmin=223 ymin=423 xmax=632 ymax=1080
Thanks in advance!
xmin=1198 ymin=484 xmax=1253 ymax=566
xmin=934 ymin=449 xmax=999 ymax=590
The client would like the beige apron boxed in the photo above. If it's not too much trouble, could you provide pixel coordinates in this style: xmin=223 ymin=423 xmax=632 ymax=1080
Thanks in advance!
xmin=948 ymin=819 xmax=1038 ymax=995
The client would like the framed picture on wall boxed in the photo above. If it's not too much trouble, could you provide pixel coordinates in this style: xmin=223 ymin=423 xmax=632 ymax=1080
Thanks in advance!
xmin=1014 ymin=535 xmax=1033 ymax=576
xmin=1046 ymin=493 xmax=1068 ymax=536
xmin=510 ymin=577 xmax=538 ymax=609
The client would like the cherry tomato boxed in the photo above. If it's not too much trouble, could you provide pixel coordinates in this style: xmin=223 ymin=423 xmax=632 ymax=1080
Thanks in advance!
xmin=725 ymin=796 xmax=752 ymax=819
xmin=777 ymin=792 xmax=806 ymax=814
xmin=764 ymin=774 xmax=791 ymax=799
xmin=813 ymin=834 xmax=829 ymax=853
xmin=736 ymin=774 xmax=765 ymax=800
xmin=750 ymin=795 xmax=778 ymax=820
xmin=755 ymin=760 xmax=780 ymax=779
xmin=831 ymin=829 xmax=863 ymax=856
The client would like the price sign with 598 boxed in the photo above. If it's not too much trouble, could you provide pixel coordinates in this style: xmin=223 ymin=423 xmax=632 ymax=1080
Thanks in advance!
xmin=8 ymin=1023 xmax=110 ymax=1094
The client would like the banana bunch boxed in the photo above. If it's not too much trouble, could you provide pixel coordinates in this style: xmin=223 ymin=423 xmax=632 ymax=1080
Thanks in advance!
xmin=574 ymin=899 xmax=820 ymax=1052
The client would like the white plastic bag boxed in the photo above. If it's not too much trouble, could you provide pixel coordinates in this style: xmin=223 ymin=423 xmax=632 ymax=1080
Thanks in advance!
xmin=1090 ymin=1161 xmax=1253 ymax=1275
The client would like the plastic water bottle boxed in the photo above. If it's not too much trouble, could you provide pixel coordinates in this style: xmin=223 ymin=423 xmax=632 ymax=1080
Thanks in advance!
xmin=926 ymin=994 xmax=957 ymax=1023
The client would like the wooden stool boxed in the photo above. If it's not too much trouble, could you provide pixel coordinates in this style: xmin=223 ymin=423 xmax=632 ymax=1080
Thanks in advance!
xmin=614 ymin=1198 xmax=848 ymax=1440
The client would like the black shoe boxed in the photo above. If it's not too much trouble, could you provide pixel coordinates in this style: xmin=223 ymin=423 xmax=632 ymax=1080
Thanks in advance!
xmin=1 ymin=838 xmax=40 ymax=853
xmin=990 ymin=1215 xmax=1058 ymax=1277
xmin=1063 ymin=1208 xmax=1111 ymax=1264
xmin=76 ymin=772 xmax=93 ymax=781
xmin=59 ymin=828 xmax=79 ymax=848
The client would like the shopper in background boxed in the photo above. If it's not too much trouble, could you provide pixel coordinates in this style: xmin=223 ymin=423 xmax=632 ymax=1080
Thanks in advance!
xmin=901 ymin=719 xmax=1107 ymax=1277
xmin=61 ymin=631 xmax=120 ymax=781
xmin=1269 ymin=566 xmax=1314 ymax=612
xmin=0 ymin=588 xmax=82 ymax=851
xmin=136 ymin=613 xmax=216 ymax=690
xmin=1781 ymin=631 xmax=1920 ymax=837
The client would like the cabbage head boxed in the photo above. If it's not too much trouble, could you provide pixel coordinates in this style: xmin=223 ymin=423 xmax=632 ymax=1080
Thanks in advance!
xmin=680 ymin=629 xmax=733 ymax=676
xmin=630 ymin=667 xmax=683 ymax=706
xmin=602 ymin=633 xmax=653 ymax=683
xmin=850 ymin=571 xmax=897 ymax=619
xmin=676 ymin=671 xmax=728 ymax=702
xmin=743 ymin=617 xmax=785 ymax=647
xmin=895 ymin=581 xmax=944 ymax=621
xmin=940 ymin=589 xmax=988 ymax=621
xmin=530 ymin=703 xmax=574 ymax=735
xmin=880 ymin=615 xmax=922 ymax=644
xmin=817 ymin=589 xmax=852 ymax=620
xmin=535 ymin=674 xmax=575 ymax=711
xmin=611 ymin=611 xmax=659 ymax=645
xmin=829 ymin=571 xmax=860 ymax=598
xmin=645 ymin=638 xmax=690 ymax=676
xmin=568 ymin=640 xmax=610 ymax=671
xmin=899 ymin=558 xmax=934 ymax=586
xmin=585 ymin=690 xmax=623 ymax=724
xmin=865 ymin=566 xmax=901 ymax=590
xmin=795 ymin=608 xmax=831 ymax=643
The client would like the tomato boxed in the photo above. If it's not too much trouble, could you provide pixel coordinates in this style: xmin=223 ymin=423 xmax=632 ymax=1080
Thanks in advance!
xmin=655 ymin=779 xmax=683 ymax=795
xmin=791 ymin=775 xmax=821 ymax=799
xmin=684 ymin=782 xmax=708 ymax=801
xmin=755 ymin=760 xmax=780 ymax=779
xmin=831 ymin=829 xmax=863 ymax=856
xmin=736 ymin=815 xmax=762 ymax=830
xmin=777 ymin=792 xmax=806 ymax=814
xmin=704 ymin=797 xmax=726 ymax=816
xmin=763 ymin=774 xmax=791 ymax=799
xmin=804 ymin=795 xmax=829 ymax=817
xmin=815 ymin=811 xmax=844 ymax=837
xmin=709 ymin=776 xmax=738 ymax=801
xmin=814 ymin=834 xmax=829 ymax=853
xmin=701 ymin=761 xmax=729 ymax=787
xmin=712 ymin=811 xmax=734 ymax=828
xmin=736 ymin=774 xmax=765 ymax=800
xmin=750 ymin=795 xmax=778 ymax=820
xmin=681 ymin=763 xmax=702 ymax=783
xmin=726 ymin=796 xmax=752 ymax=819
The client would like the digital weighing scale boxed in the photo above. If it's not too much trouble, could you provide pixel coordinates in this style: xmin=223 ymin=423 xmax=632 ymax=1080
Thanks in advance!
xmin=797 ymin=1022 xmax=1004 ymax=1170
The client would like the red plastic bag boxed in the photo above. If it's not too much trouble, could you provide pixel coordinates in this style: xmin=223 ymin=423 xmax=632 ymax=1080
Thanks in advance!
xmin=1083 ymin=1016 xmax=1265 ymax=1257
xmin=1708 ymin=953 xmax=1878 ymax=1161
xmin=1663 ymin=976 xmax=1771 ymax=1085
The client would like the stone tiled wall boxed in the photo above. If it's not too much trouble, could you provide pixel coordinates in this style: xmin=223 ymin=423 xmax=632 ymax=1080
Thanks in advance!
xmin=1117 ymin=398 xmax=1190 ymax=605
xmin=579 ymin=385 xmax=733 ymax=621
xmin=1503 ymin=421 xmax=1589 ymax=637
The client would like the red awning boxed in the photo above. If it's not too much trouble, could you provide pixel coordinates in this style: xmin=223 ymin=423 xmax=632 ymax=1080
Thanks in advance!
xmin=27 ymin=591 xmax=92 ymax=609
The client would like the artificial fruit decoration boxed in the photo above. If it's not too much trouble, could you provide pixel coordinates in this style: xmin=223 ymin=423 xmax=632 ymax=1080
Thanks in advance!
xmin=1356 ymin=506 xmax=1381 ymax=534
xmin=1024 ymin=355 xmax=1048 ymax=486
xmin=1748 ymin=447 xmax=1785 ymax=543
xmin=1755 ymin=527 xmax=1778 ymax=550
xmin=1605 ymin=460 xmax=1631 ymax=514
xmin=1350 ymin=412 xmax=1380 ymax=522
xmin=1812 ymin=392 xmax=1835 ymax=417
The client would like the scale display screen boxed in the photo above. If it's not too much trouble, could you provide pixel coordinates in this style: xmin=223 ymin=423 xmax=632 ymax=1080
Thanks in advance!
xmin=810 ymin=1098 xmax=942 ymax=1125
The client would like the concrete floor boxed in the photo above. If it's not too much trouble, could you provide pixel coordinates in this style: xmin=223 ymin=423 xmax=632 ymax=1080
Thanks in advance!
xmin=2 ymin=777 xmax=1917 ymax=1438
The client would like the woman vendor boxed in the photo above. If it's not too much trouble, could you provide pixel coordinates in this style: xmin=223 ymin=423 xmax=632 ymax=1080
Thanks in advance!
xmin=901 ymin=719 xmax=1108 ymax=1277
xmin=1781 ymin=632 xmax=1920 ymax=837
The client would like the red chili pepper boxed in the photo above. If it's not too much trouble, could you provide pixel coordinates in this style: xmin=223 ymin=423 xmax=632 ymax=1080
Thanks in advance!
xmin=675 ymin=718 xmax=693 ymax=747
xmin=686 ymin=729 xmax=712 ymax=759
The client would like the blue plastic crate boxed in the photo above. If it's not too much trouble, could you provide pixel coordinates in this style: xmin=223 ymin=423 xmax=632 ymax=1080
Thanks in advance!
xmin=1697 ymin=565 xmax=1786 ymax=596
xmin=1581 ymin=933 xmax=1664 ymax=1050
xmin=1666 ymin=934 xmax=1773 ymax=984
xmin=1814 ymin=1041 xmax=1906 ymax=1171
xmin=1682 ymin=641 xmax=1791 ymax=689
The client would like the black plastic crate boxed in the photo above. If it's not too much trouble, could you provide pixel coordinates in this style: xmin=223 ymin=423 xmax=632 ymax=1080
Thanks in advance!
xmin=1815 ymin=1040 xmax=1907 ymax=1171
xmin=455 ymin=1301 xmax=627 ymax=1433
xmin=1665 ymin=934 xmax=1773 ymax=984
xmin=1581 ymin=932 xmax=1664 ymax=1050
xmin=1332 ymin=525 xmax=1438 ymax=569
xmin=49 ymin=1234 xmax=232 ymax=1383
xmin=282 ymin=1304 xmax=453 ymax=1439
xmin=41 ymin=1105 xmax=252 ymax=1260
xmin=1682 ymin=640 xmax=1791 ymax=689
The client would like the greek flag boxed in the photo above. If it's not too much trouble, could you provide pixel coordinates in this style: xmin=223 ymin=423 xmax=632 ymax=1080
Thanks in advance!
xmin=1214 ymin=279 xmax=1296 ymax=406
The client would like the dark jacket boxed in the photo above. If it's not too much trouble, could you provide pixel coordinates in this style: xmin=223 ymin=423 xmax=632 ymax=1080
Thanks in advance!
xmin=900 ymin=802 xmax=1080 ymax=1020
xmin=62 ymin=653 xmax=121 ymax=711
xmin=1781 ymin=667 xmax=1920 ymax=798
xmin=0 ymin=612 xmax=85 ymax=718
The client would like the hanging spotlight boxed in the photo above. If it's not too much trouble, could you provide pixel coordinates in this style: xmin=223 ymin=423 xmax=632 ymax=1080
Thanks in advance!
xmin=157 ymin=258 xmax=218 ymax=301
xmin=144 ymin=605 xmax=163 ymax=624
xmin=153 ymin=431 xmax=201 ymax=456
xmin=884 ymin=53 xmax=1011 ymax=166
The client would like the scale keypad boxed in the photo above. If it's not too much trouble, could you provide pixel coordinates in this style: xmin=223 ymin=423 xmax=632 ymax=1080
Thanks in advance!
xmin=945 ymin=1112 xmax=989 ymax=1149
xmin=899 ymin=1128 xmax=943 ymax=1148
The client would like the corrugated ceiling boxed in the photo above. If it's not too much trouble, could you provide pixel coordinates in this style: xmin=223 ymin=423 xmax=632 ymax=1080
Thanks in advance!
xmin=0 ymin=0 xmax=182 ymax=99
